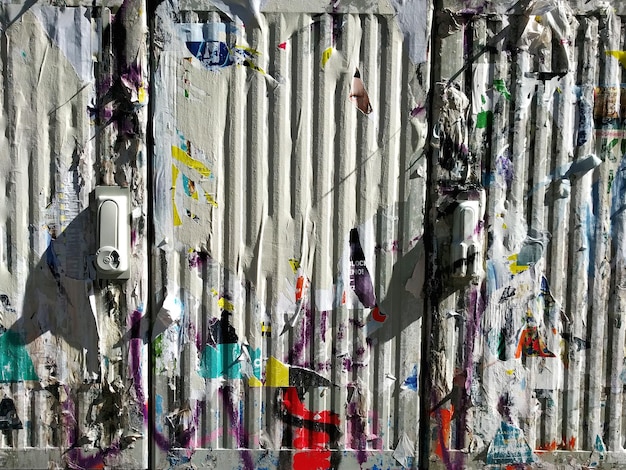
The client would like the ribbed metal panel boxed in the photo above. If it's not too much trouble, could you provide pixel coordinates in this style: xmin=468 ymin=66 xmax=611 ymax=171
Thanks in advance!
xmin=0 ymin=3 xmax=148 ymax=468
xmin=152 ymin=3 xmax=428 ymax=467
xmin=426 ymin=5 xmax=626 ymax=467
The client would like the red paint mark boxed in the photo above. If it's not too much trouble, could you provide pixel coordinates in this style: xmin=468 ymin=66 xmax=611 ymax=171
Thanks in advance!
xmin=293 ymin=428 xmax=333 ymax=450
xmin=372 ymin=305 xmax=386 ymax=322
xmin=293 ymin=450 xmax=331 ymax=470
xmin=278 ymin=42 xmax=287 ymax=49
xmin=433 ymin=405 xmax=454 ymax=460
xmin=568 ymin=436 xmax=576 ymax=450
xmin=282 ymin=387 xmax=340 ymax=450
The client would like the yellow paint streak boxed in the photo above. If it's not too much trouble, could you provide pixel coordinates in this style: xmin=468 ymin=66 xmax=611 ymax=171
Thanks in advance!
xmin=138 ymin=86 xmax=146 ymax=104
xmin=236 ymin=45 xmax=261 ymax=55
xmin=218 ymin=297 xmax=234 ymax=312
xmin=606 ymin=50 xmax=626 ymax=69
xmin=172 ymin=164 xmax=182 ymax=226
xmin=204 ymin=192 xmax=218 ymax=207
xmin=172 ymin=145 xmax=211 ymax=178
xmin=321 ymin=47 xmax=333 ymax=69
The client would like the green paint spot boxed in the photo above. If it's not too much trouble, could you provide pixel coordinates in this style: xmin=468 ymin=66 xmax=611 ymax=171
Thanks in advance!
xmin=481 ymin=94 xmax=486 ymax=105
xmin=476 ymin=110 xmax=493 ymax=129
xmin=153 ymin=335 xmax=163 ymax=358
xmin=0 ymin=330 xmax=38 ymax=382
xmin=198 ymin=343 xmax=261 ymax=380
xmin=493 ymin=79 xmax=511 ymax=101
xmin=608 ymin=138 xmax=619 ymax=150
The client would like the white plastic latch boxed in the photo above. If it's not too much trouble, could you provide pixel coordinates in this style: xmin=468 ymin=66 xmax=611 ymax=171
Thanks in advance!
xmin=95 ymin=186 xmax=130 ymax=280
xmin=451 ymin=190 xmax=485 ymax=277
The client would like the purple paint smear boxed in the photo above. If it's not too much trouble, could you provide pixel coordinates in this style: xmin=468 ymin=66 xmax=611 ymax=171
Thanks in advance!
xmin=188 ymin=249 xmax=210 ymax=271
xmin=320 ymin=310 xmax=329 ymax=342
xmin=287 ymin=305 xmax=311 ymax=368
xmin=346 ymin=400 xmax=368 ymax=465
xmin=220 ymin=386 xmax=254 ymax=470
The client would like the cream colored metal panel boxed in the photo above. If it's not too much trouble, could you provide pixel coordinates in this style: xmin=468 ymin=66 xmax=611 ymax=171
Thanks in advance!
xmin=425 ymin=4 xmax=626 ymax=467
xmin=0 ymin=2 xmax=148 ymax=468
xmin=152 ymin=1 xmax=429 ymax=467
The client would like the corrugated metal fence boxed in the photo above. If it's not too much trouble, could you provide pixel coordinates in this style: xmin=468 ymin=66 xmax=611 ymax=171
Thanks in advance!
xmin=4 ymin=0 xmax=626 ymax=468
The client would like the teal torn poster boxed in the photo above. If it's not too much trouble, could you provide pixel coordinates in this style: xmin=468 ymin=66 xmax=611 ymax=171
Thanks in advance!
xmin=198 ymin=343 xmax=261 ymax=380
xmin=486 ymin=421 xmax=536 ymax=465
xmin=0 ymin=330 xmax=38 ymax=382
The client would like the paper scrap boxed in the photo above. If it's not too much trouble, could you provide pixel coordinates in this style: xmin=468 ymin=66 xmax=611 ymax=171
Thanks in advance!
xmin=393 ymin=432 xmax=416 ymax=468
xmin=349 ymin=69 xmax=373 ymax=114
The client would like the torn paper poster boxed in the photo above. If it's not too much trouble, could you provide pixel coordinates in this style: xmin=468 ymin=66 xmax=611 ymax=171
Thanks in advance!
xmin=486 ymin=421 xmax=537 ymax=465
xmin=589 ymin=434 xmax=607 ymax=467
xmin=389 ymin=0 xmax=430 ymax=65
xmin=349 ymin=69 xmax=372 ymax=115
xmin=518 ymin=0 xmax=578 ymax=74
xmin=205 ymin=0 xmax=267 ymax=30
xmin=178 ymin=23 xmax=264 ymax=73
xmin=0 ymin=329 xmax=38 ymax=382
xmin=259 ymin=356 xmax=333 ymax=388
xmin=432 ymin=83 xmax=470 ymax=179
xmin=280 ymin=269 xmax=310 ymax=335
xmin=32 ymin=6 xmax=93 ymax=83
xmin=152 ymin=293 xmax=184 ymax=340
xmin=563 ymin=154 xmax=602 ymax=180
xmin=349 ymin=228 xmax=386 ymax=322
xmin=393 ymin=432 xmax=416 ymax=468
xmin=198 ymin=342 xmax=262 ymax=381
xmin=401 ymin=364 xmax=418 ymax=392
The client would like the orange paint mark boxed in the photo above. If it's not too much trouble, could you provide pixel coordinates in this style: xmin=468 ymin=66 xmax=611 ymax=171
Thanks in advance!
xmin=295 ymin=276 xmax=308 ymax=302
xmin=293 ymin=450 xmax=331 ymax=470
xmin=538 ymin=440 xmax=558 ymax=451
xmin=515 ymin=327 xmax=555 ymax=358
xmin=568 ymin=436 xmax=576 ymax=450
xmin=433 ymin=405 xmax=454 ymax=460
